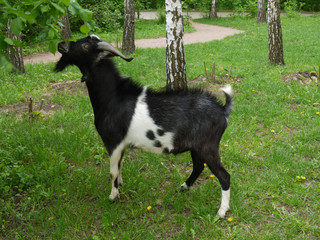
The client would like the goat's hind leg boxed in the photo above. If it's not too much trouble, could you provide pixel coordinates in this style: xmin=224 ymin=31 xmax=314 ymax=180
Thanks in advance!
xmin=108 ymin=145 xmax=124 ymax=200
xmin=181 ymin=150 xmax=205 ymax=190
xmin=206 ymin=150 xmax=231 ymax=218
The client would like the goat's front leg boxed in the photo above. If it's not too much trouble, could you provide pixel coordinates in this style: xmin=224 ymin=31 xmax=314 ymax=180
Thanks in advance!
xmin=109 ymin=146 xmax=124 ymax=200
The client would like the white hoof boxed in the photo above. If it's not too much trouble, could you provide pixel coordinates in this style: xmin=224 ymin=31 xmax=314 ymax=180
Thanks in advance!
xmin=217 ymin=206 xmax=230 ymax=218
xmin=109 ymin=188 xmax=119 ymax=201
xmin=181 ymin=182 xmax=189 ymax=190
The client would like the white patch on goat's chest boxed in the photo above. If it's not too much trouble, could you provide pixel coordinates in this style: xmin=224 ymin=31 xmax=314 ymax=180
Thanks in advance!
xmin=124 ymin=87 xmax=174 ymax=154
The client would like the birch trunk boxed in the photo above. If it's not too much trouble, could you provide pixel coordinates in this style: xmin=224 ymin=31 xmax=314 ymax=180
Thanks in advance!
xmin=257 ymin=0 xmax=267 ymax=23
xmin=165 ymin=0 xmax=187 ymax=91
xmin=7 ymin=19 xmax=25 ymax=74
xmin=268 ymin=0 xmax=285 ymax=65
xmin=122 ymin=0 xmax=135 ymax=55
xmin=209 ymin=0 xmax=218 ymax=19
xmin=60 ymin=14 xmax=72 ymax=40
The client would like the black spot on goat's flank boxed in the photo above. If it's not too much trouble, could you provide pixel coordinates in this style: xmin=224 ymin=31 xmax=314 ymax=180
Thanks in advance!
xmin=146 ymin=130 xmax=155 ymax=140
xmin=157 ymin=129 xmax=165 ymax=136
xmin=154 ymin=140 xmax=162 ymax=148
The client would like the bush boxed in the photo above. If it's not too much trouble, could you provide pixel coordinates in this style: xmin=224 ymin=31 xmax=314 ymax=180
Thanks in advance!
xmin=73 ymin=0 xmax=124 ymax=33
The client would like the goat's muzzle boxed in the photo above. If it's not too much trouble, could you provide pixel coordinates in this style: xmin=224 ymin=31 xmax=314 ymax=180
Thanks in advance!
xmin=58 ymin=42 xmax=69 ymax=54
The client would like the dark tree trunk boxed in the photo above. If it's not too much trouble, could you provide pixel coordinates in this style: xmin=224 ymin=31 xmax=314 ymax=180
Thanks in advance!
xmin=165 ymin=0 xmax=187 ymax=91
xmin=268 ymin=0 xmax=285 ymax=65
xmin=209 ymin=0 xmax=218 ymax=19
xmin=7 ymin=19 xmax=25 ymax=74
xmin=257 ymin=0 xmax=267 ymax=23
xmin=122 ymin=0 xmax=135 ymax=55
xmin=60 ymin=14 xmax=72 ymax=40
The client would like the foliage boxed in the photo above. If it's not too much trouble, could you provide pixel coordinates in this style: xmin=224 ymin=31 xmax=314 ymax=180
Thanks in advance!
xmin=284 ymin=0 xmax=305 ymax=17
xmin=0 ymin=0 xmax=94 ymax=70
xmin=156 ymin=7 xmax=166 ymax=25
xmin=76 ymin=0 xmax=123 ymax=33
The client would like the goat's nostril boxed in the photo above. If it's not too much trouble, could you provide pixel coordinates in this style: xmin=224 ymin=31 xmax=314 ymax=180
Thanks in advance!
xmin=58 ymin=42 xmax=69 ymax=54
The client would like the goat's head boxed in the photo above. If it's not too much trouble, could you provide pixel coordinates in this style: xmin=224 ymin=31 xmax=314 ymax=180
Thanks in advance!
xmin=55 ymin=35 xmax=133 ymax=81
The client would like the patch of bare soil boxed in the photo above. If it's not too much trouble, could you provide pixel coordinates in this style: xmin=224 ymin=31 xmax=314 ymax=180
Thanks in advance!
xmin=281 ymin=71 xmax=319 ymax=85
xmin=1 ymin=80 xmax=87 ymax=117
xmin=188 ymin=74 xmax=242 ymax=95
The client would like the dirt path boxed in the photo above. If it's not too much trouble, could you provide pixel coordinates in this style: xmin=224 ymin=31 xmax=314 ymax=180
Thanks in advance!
xmin=24 ymin=12 xmax=244 ymax=64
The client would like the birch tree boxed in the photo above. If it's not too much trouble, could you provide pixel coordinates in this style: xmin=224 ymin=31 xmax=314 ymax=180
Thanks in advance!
xmin=122 ymin=0 xmax=135 ymax=55
xmin=209 ymin=0 xmax=218 ymax=19
xmin=268 ymin=0 xmax=285 ymax=65
xmin=60 ymin=14 xmax=72 ymax=40
xmin=165 ymin=0 xmax=187 ymax=91
xmin=6 ymin=19 xmax=25 ymax=73
xmin=257 ymin=0 xmax=267 ymax=23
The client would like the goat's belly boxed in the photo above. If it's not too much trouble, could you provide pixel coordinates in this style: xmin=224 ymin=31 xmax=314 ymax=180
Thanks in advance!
xmin=125 ymin=131 xmax=174 ymax=154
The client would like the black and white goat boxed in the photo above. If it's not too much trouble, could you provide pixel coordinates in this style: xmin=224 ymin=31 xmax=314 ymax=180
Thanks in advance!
xmin=55 ymin=35 xmax=233 ymax=218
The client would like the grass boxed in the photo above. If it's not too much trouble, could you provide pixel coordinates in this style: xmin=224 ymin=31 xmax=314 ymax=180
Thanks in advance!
xmin=1 ymin=14 xmax=320 ymax=239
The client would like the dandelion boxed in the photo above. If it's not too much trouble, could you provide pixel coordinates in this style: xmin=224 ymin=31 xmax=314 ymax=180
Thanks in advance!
xmin=271 ymin=130 xmax=275 ymax=133
xmin=300 ymin=112 xmax=304 ymax=114
xmin=147 ymin=206 xmax=152 ymax=211
xmin=204 ymin=163 xmax=207 ymax=167
xmin=297 ymin=176 xmax=300 ymax=179
xmin=228 ymin=218 xmax=233 ymax=222
xmin=316 ymin=112 xmax=320 ymax=115
xmin=210 ymin=175 xmax=215 ymax=178
xmin=301 ymin=176 xmax=306 ymax=180
xmin=224 ymin=144 xmax=229 ymax=147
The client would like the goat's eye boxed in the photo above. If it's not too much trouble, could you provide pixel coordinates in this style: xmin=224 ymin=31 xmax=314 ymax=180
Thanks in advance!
xmin=82 ymin=43 xmax=90 ymax=52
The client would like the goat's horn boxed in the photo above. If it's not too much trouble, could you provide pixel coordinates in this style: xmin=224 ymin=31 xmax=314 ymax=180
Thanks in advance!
xmin=97 ymin=41 xmax=133 ymax=62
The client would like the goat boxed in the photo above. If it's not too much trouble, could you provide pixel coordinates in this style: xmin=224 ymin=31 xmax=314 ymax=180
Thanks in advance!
xmin=55 ymin=35 xmax=234 ymax=218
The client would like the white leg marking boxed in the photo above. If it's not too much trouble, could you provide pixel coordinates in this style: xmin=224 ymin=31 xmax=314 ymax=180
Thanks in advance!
xmin=181 ymin=182 xmax=189 ymax=190
xmin=109 ymin=144 xmax=124 ymax=200
xmin=217 ymin=188 xmax=230 ymax=218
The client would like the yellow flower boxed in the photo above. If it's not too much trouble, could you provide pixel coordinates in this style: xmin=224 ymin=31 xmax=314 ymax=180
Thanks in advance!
xmin=301 ymin=176 xmax=306 ymax=180
xmin=204 ymin=163 xmax=207 ymax=167
xmin=228 ymin=218 xmax=233 ymax=222
xmin=297 ymin=176 xmax=300 ymax=179
xmin=210 ymin=175 xmax=215 ymax=178
xmin=224 ymin=144 xmax=229 ymax=147
xmin=316 ymin=112 xmax=320 ymax=115
xmin=271 ymin=130 xmax=275 ymax=133
xmin=147 ymin=206 xmax=152 ymax=211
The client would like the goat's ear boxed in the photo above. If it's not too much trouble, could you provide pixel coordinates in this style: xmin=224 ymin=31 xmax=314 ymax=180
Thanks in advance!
xmin=82 ymin=43 xmax=90 ymax=52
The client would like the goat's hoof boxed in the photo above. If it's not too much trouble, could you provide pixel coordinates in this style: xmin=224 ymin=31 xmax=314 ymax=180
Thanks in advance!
xmin=217 ymin=207 xmax=230 ymax=218
xmin=180 ymin=182 xmax=189 ymax=191
xmin=109 ymin=189 xmax=120 ymax=201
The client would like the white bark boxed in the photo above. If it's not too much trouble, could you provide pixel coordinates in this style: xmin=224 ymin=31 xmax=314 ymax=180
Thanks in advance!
xmin=165 ymin=0 xmax=187 ymax=90
xmin=209 ymin=0 xmax=218 ymax=19
xmin=123 ymin=0 xmax=135 ymax=54
xmin=7 ymin=19 xmax=25 ymax=73
xmin=268 ymin=0 xmax=285 ymax=65
xmin=257 ymin=0 xmax=267 ymax=23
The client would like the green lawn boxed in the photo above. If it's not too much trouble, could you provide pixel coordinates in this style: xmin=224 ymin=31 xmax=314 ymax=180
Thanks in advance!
xmin=1 ymin=14 xmax=320 ymax=239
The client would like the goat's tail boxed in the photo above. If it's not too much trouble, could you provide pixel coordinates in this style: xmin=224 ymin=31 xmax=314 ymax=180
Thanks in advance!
xmin=221 ymin=84 xmax=234 ymax=118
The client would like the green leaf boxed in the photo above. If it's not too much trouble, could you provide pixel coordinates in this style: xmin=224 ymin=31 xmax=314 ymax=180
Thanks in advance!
xmin=41 ymin=4 xmax=51 ymax=13
xmin=60 ymin=0 xmax=70 ymax=6
xmin=80 ymin=24 xmax=90 ymax=34
xmin=50 ymin=2 xmax=65 ymax=14
xmin=48 ymin=29 xmax=55 ymax=39
xmin=10 ymin=18 xmax=23 ymax=35
xmin=48 ymin=40 xmax=58 ymax=54
xmin=79 ymin=9 xmax=92 ymax=22
xmin=4 ymin=38 xmax=14 ymax=45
